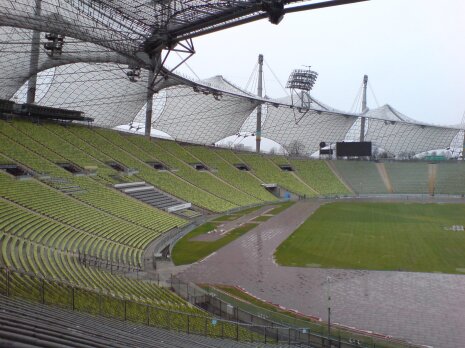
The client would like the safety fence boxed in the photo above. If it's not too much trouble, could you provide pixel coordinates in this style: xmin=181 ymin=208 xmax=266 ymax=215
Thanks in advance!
xmin=171 ymin=276 xmax=424 ymax=348
xmin=0 ymin=266 xmax=341 ymax=345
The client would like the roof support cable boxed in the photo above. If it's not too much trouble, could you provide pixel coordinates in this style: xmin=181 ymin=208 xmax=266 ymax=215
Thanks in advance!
xmin=264 ymin=59 xmax=289 ymax=97
xmin=349 ymin=83 xmax=362 ymax=114
xmin=174 ymin=51 xmax=201 ymax=81
xmin=368 ymin=81 xmax=380 ymax=108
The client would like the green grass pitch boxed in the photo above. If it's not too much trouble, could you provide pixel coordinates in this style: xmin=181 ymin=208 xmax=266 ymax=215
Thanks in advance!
xmin=275 ymin=202 xmax=465 ymax=274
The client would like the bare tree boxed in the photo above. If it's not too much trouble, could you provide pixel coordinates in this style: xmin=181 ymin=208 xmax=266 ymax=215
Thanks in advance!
xmin=379 ymin=152 xmax=389 ymax=159
xmin=372 ymin=146 xmax=380 ymax=160
xmin=286 ymin=140 xmax=306 ymax=157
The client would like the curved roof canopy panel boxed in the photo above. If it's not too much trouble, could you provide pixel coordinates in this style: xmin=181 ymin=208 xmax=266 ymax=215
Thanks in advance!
xmin=364 ymin=105 xmax=461 ymax=155
xmin=0 ymin=0 xmax=142 ymax=55
xmin=35 ymin=63 xmax=177 ymax=127
xmin=365 ymin=104 xmax=419 ymax=123
xmin=262 ymin=104 xmax=358 ymax=155
xmin=0 ymin=26 xmax=135 ymax=100
xmin=152 ymin=76 xmax=260 ymax=144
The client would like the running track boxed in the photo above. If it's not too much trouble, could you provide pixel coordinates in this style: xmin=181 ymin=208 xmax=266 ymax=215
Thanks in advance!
xmin=179 ymin=201 xmax=465 ymax=347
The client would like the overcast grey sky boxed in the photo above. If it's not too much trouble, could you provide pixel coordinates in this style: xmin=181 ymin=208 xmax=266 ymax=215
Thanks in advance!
xmin=173 ymin=0 xmax=465 ymax=126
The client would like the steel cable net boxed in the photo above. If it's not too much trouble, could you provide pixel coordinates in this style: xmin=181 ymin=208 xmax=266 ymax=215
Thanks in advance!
xmin=240 ymin=104 xmax=268 ymax=134
xmin=0 ymin=26 xmax=133 ymax=100
xmin=260 ymin=95 xmax=357 ymax=154
xmin=150 ymin=80 xmax=260 ymax=144
xmin=1 ymin=1 xmax=463 ymax=155
xmin=364 ymin=105 xmax=461 ymax=156
xmin=0 ymin=0 xmax=142 ymax=55
xmin=0 ymin=0 xmax=304 ymax=54
xmin=262 ymin=106 xmax=357 ymax=155
xmin=34 ymin=63 xmax=152 ymax=127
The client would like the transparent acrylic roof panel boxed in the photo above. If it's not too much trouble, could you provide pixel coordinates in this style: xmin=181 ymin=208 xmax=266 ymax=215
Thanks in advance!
xmin=0 ymin=26 xmax=132 ymax=100
xmin=262 ymin=105 xmax=357 ymax=155
xmin=37 ymin=63 xmax=148 ymax=127
xmin=365 ymin=119 xmax=460 ymax=156
xmin=152 ymin=84 xmax=259 ymax=144
xmin=0 ymin=0 xmax=141 ymax=55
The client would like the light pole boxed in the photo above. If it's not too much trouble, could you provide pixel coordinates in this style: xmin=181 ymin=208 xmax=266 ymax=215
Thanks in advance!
xmin=327 ymin=276 xmax=331 ymax=346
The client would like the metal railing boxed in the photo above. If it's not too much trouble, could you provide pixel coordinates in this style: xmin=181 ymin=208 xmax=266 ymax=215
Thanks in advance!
xmin=151 ymin=200 xmax=289 ymax=257
xmin=0 ymin=262 xmax=426 ymax=348
xmin=0 ymin=266 xmax=334 ymax=345
xmin=77 ymin=251 xmax=141 ymax=274
xmin=170 ymin=276 xmax=424 ymax=348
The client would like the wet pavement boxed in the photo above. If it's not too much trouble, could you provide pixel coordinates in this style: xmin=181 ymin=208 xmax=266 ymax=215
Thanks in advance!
xmin=179 ymin=200 xmax=465 ymax=348
xmin=191 ymin=206 xmax=273 ymax=242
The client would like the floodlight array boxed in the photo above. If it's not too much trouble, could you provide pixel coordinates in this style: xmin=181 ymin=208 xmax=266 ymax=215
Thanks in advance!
xmin=0 ymin=0 xmax=463 ymax=157
xmin=286 ymin=68 xmax=318 ymax=91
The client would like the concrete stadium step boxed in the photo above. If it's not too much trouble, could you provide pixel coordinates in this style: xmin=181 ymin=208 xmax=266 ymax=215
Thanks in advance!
xmin=115 ymin=183 xmax=193 ymax=213
xmin=0 ymin=295 xmax=278 ymax=348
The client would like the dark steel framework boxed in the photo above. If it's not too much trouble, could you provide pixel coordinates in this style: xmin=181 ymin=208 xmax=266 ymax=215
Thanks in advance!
xmin=4 ymin=0 xmax=462 ymax=157
xmin=0 ymin=0 xmax=369 ymax=136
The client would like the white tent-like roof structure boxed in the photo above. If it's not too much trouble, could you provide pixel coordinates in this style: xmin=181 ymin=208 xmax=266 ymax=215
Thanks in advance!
xmin=260 ymin=95 xmax=358 ymax=154
xmin=150 ymin=76 xmax=260 ymax=144
xmin=363 ymin=105 xmax=461 ymax=156
xmin=1 ymin=0 xmax=463 ymax=157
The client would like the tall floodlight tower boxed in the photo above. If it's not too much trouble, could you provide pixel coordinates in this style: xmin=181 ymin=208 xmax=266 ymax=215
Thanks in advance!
xmin=359 ymin=75 xmax=368 ymax=142
xmin=286 ymin=67 xmax=318 ymax=112
xmin=256 ymin=54 xmax=264 ymax=153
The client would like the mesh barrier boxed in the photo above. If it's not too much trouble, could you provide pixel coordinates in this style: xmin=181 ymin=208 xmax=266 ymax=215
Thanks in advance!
xmin=0 ymin=266 xmax=427 ymax=347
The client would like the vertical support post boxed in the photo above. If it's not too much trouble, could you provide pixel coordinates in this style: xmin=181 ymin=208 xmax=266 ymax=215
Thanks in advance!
xmin=360 ymin=75 xmax=368 ymax=142
xmin=71 ymin=286 xmax=75 ymax=310
xmin=124 ymin=300 xmax=127 ymax=320
xmin=98 ymin=291 xmax=102 ymax=315
xmin=145 ymin=53 xmax=161 ymax=139
xmin=327 ymin=276 xmax=332 ymax=348
xmin=462 ymin=127 xmax=465 ymax=160
xmin=41 ymin=278 xmax=45 ymax=304
xmin=256 ymin=54 xmax=264 ymax=153
xmin=26 ymin=0 xmax=42 ymax=105
xmin=6 ymin=268 xmax=10 ymax=297
xmin=187 ymin=314 xmax=190 ymax=334
xmin=145 ymin=67 xmax=154 ymax=139
xmin=147 ymin=305 xmax=150 ymax=326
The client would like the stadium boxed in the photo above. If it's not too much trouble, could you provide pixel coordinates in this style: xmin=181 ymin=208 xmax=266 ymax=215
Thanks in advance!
xmin=0 ymin=1 xmax=464 ymax=347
